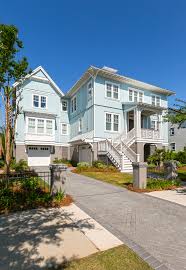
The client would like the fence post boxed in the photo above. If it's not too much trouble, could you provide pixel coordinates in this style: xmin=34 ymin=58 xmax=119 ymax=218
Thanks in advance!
xmin=132 ymin=162 xmax=147 ymax=189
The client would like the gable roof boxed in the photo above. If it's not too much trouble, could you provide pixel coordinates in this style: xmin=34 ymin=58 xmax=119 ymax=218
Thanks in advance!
xmin=13 ymin=66 xmax=64 ymax=97
xmin=66 ymin=66 xmax=175 ymax=97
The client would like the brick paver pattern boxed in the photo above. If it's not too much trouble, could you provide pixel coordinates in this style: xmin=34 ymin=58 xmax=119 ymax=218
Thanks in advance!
xmin=66 ymin=172 xmax=186 ymax=270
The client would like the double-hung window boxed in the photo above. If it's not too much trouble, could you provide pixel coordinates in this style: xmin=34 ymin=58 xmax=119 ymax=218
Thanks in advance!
xmin=71 ymin=96 xmax=77 ymax=113
xmin=33 ymin=95 xmax=47 ymax=108
xmin=128 ymin=88 xmax=144 ymax=103
xmin=105 ymin=113 xmax=119 ymax=132
xmin=62 ymin=100 xmax=68 ymax=111
xmin=46 ymin=120 xmax=53 ymax=135
xmin=105 ymin=82 xmax=120 ymax=100
xmin=61 ymin=123 xmax=68 ymax=135
xmin=88 ymin=81 xmax=93 ymax=100
xmin=33 ymin=95 xmax=39 ymax=107
xmin=152 ymin=95 xmax=161 ymax=106
xmin=37 ymin=119 xmax=44 ymax=134
xmin=28 ymin=118 xmax=36 ymax=133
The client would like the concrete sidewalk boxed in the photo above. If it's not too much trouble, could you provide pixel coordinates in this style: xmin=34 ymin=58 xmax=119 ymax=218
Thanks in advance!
xmin=0 ymin=204 xmax=122 ymax=270
xmin=146 ymin=189 xmax=186 ymax=206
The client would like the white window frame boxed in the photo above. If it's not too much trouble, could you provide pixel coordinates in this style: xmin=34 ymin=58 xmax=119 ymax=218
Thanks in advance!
xmin=128 ymin=87 xmax=144 ymax=103
xmin=61 ymin=100 xmax=68 ymax=112
xmin=87 ymin=80 xmax=93 ymax=101
xmin=37 ymin=119 xmax=45 ymax=134
xmin=26 ymin=117 xmax=54 ymax=136
xmin=71 ymin=95 xmax=77 ymax=113
xmin=78 ymin=118 xmax=82 ymax=132
xmin=105 ymin=112 xmax=120 ymax=133
xmin=105 ymin=81 xmax=120 ymax=100
xmin=46 ymin=120 xmax=53 ymax=135
xmin=32 ymin=94 xmax=48 ymax=109
xmin=61 ymin=123 xmax=68 ymax=135
xmin=151 ymin=94 xmax=161 ymax=107
xmin=170 ymin=143 xmax=176 ymax=151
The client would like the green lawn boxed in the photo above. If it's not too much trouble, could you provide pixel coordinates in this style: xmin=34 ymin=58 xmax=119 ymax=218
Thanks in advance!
xmin=78 ymin=171 xmax=133 ymax=187
xmin=56 ymin=245 xmax=152 ymax=270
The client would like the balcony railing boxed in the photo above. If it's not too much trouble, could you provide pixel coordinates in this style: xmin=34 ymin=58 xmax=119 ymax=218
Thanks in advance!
xmin=141 ymin=128 xmax=160 ymax=140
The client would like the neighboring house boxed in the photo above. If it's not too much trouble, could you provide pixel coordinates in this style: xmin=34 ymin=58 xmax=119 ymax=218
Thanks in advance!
xmin=15 ymin=65 xmax=174 ymax=172
xmin=169 ymin=121 xmax=186 ymax=151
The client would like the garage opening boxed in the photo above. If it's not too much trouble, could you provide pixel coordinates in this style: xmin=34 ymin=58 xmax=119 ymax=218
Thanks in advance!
xmin=28 ymin=146 xmax=51 ymax=166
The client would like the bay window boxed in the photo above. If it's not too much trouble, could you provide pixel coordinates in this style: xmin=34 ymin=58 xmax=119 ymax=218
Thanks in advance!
xmin=46 ymin=120 xmax=53 ymax=134
xmin=27 ymin=117 xmax=54 ymax=135
xmin=37 ymin=119 xmax=44 ymax=134
xmin=28 ymin=118 xmax=36 ymax=133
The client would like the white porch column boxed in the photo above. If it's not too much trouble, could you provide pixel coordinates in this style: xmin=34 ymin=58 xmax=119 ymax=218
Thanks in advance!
xmin=135 ymin=107 xmax=141 ymax=139
xmin=158 ymin=113 xmax=163 ymax=139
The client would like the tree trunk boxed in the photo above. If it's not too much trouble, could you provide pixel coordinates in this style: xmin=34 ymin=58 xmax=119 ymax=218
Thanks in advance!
xmin=5 ymin=94 xmax=11 ymax=174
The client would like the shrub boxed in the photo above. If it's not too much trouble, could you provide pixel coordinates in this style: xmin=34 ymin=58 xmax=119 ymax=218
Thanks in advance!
xmin=77 ymin=162 xmax=90 ymax=168
xmin=92 ymin=160 xmax=106 ymax=168
xmin=147 ymin=179 xmax=181 ymax=190
xmin=54 ymin=191 xmax=65 ymax=202
xmin=53 ymin=158 xmax=72 ymax=167
xmin=10 ymin=159 xmax=29 ymax=172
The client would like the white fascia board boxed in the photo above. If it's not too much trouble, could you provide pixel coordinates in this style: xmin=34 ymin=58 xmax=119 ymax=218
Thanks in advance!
xmin=13 ymin=66 xmax=64 ymax=97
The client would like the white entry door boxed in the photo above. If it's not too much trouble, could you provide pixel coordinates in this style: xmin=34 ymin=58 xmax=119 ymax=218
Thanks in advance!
xmin=28 ymin=146 xmax=51 ymax=166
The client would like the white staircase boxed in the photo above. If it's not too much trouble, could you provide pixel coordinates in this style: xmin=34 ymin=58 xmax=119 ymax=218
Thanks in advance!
xmin=97 ymin=129 xmax=140 ymax=173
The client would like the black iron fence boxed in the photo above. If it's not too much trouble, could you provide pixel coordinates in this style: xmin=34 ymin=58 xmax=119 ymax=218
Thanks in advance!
xmin=0 ymin=171 xmax=51 ymax=192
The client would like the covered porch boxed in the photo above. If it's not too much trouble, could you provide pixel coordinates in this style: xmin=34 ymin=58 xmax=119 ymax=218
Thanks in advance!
xmin=123 ymin=103 xmax=165 ymax=143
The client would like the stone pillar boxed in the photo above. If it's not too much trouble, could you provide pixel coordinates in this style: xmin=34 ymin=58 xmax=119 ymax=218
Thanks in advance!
xmin=132 ymin=162 xmax=147 ymax=189
xmin=50 ymin=164 xmax=68 ymax=194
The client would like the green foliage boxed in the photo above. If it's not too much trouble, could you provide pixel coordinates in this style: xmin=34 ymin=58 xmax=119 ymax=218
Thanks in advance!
xmin=165 ymin=99 xmax=186 ymax=127
xmin=53 ymin=158 xmax=72 ymax=166
xmin=147 ymin=179 xmax=181 ymax=190
xmin=54 ymin=191 xmax=65 ymax=202
xmin=77 ymin=162 xmax=90 ymax=169
xmin=10 ymin=159 xmax=29 ymax=172
xmin=92 ymin=160 xmax=107 ymax=169
xmin=147 ymin=149 xmax=164 ymax=166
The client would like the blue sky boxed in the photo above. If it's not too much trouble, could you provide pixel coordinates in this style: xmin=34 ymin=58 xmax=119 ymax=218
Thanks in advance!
xmin=0 ymin=0 xmax=186 ymax=122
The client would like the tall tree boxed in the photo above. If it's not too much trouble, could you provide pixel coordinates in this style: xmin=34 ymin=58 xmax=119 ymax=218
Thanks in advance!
xmin=167 ymin=99 xmax=186 ymax=127
xmin=0 ymin=24 xmax=30 ymax=173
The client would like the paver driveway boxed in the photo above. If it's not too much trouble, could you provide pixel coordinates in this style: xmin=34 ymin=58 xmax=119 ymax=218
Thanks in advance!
xmin=66 ymin=172 xmax=186 ymax=270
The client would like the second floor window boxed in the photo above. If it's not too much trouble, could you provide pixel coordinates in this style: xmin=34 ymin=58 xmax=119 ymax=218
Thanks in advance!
xmin=152 ymin=95 xmax=161 ymax=106
xmin=62 ymin=100 xmax=68 ymax=111
xmin=105 ymin=82 xmax=120 ymax=100
xmin=28 ymin=118 xmax=36 ymax=133
xmin=33 ymin=95 xmax=47 ymax=108
xmin=37 ymin=119 xmax=44 ymax=134
xmin=128 ymin=88 xmax=144 ymax=103
xmin=46 ymin=120 xmax=53 ymax=134
xmin=71 ymin=96 xmax=77 ymax=113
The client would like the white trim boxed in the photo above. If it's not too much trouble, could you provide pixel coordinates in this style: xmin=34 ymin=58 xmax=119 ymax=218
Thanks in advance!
xmin=104 ymin=112 xmax=120 ymax=133
xmin=105 ymin=81 xmax=120 ymax=101
xmin=61 ymin=123 xmax=69 ymax=135
xmin=151 ymin=94 xmax=161 ymax=107
xmin=26 ymin=116 xmax=54 ymax=136
xmin=32 ymin=94 xmax=48 ymax=109
xmin=128 ymin=87 xmax=144 ymax=103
